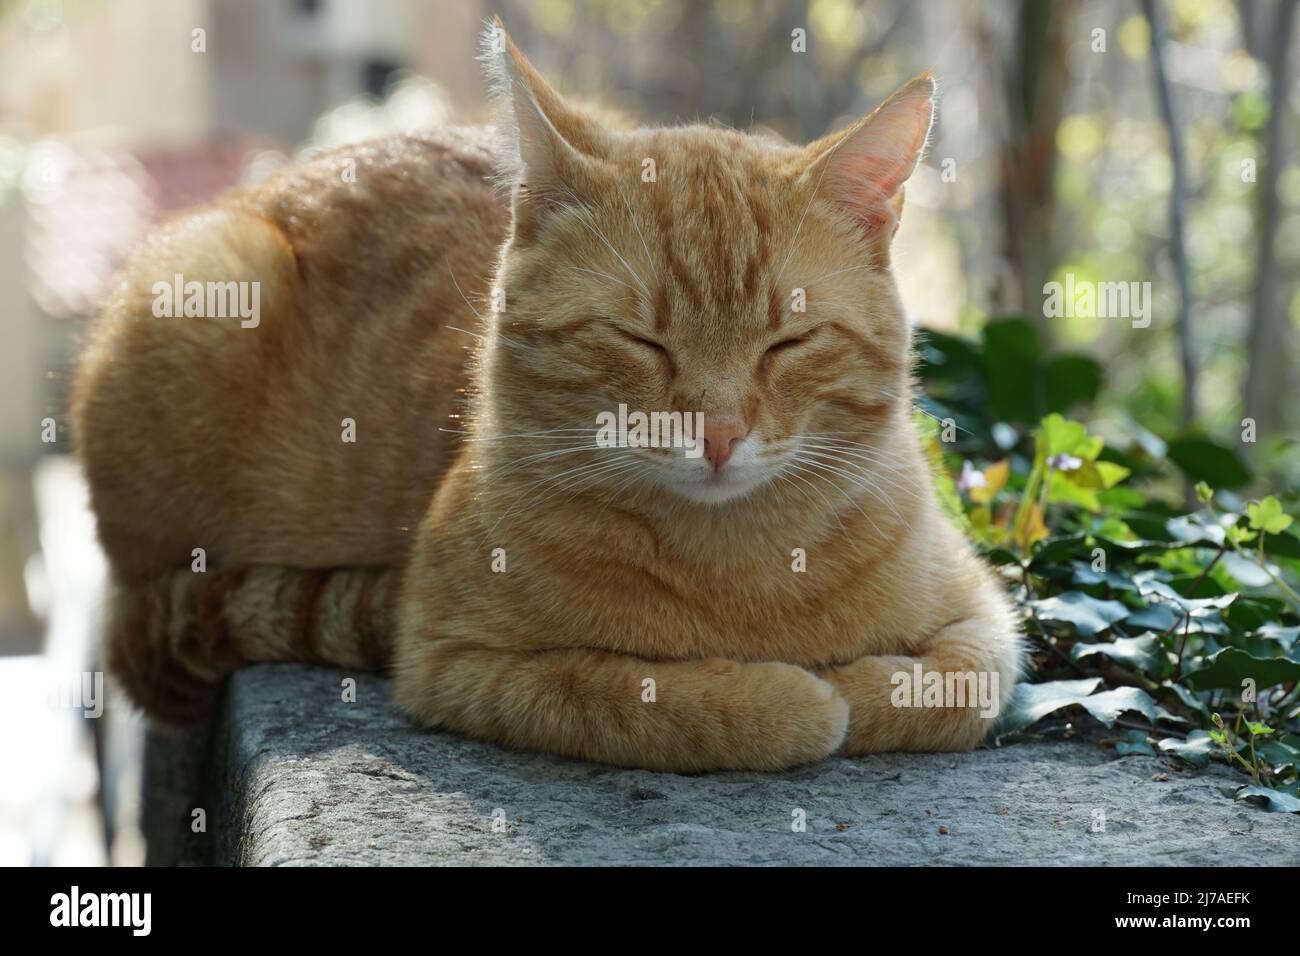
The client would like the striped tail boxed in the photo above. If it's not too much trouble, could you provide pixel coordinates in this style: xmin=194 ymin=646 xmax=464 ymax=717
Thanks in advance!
xmin=104 ymin=566 xmax=396 ymax=724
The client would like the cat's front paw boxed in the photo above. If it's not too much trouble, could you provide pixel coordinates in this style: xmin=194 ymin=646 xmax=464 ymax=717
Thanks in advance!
xmin=726 ymin=662 xmax=850 ymax=771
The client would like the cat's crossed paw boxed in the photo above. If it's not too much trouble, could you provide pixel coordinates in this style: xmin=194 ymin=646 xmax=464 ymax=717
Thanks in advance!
xmin=722 ymin=662 xmax=849 ymax=771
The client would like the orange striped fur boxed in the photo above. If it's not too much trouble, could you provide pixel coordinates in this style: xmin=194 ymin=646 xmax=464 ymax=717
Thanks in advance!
xmin=73 ymin=25 xmax=1021 ymax=771
xmin=105 ymin=567 xmax=393 ymax=724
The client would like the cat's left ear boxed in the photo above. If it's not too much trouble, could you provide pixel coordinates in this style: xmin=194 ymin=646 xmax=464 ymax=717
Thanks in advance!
xmin=480 ymin=19 xmax=608 ymax=234
xmin=802 ymin=72 xmax=936 ymax=246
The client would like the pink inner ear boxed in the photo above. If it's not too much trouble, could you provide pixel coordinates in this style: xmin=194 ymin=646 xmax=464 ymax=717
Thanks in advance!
xmin=818 ymin=84 xmax=934 ymax=239
xmin=825 ymin=152 xmax=910 ymax=235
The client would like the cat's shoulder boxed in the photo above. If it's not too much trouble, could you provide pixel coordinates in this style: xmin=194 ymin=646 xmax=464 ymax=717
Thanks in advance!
xmin=231 ymin=126 xmax=507 ymax=241
xmin=342 ymin=126 xmax=501 ymax=182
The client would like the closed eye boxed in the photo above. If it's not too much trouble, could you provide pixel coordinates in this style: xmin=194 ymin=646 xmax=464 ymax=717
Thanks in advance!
xmin=766 ymin=336 xmax=807 ymax=355
xmin=764 ymin=326 xmax=823 ymax=361
xmin=617 ymin=328 xmax=669 ymax=357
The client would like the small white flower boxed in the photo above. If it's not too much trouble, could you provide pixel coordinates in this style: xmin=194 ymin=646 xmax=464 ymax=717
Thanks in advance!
xmin=957 ymin=460 xmax=987 ymax=494
xmin=1047 ymin=453 xmax=1083 ymax=472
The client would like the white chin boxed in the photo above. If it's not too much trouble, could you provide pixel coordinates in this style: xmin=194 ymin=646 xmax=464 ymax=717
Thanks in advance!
xmin=663 ymin=471 xmax=765 ymax=505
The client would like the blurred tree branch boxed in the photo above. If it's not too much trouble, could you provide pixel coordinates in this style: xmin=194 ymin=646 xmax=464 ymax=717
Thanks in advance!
xmin=986 ymin=0 xmax=1075 ymax=332
xmin=1141 ymin=0 xmax=1197 ymax=429
xmin=1243 ymin=0 xmax=1297 ymax=447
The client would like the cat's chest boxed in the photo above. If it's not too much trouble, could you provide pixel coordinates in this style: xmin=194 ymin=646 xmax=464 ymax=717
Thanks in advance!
xmin=514 ymin=546 xmax=927 ymax=666
xmin=422 ymin=477 xmax=938 ymax=665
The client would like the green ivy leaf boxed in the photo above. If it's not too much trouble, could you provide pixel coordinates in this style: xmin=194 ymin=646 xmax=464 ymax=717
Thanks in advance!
xmin=1071 ymin=633 xmax=1167 ymax=674
xmin=915 ymin=329 xmax=983 ymax=382
xmin=1247 ymin=497 xmax=1294 ymax=535
xmin=1067 ymin=560 xmax=1140 ymax=592
xmin=1181 ymin=647 xmax=1300 ymax=692
xmin=1136 ymin=579 xmax=1237 ymax=613
xmin=1130 ymin=606 xmax=1227 ymax=636
xmin=982 ymin=318 xmax=1042 ymax=424
xmin=1165 ymin=515 xmax=1225 ymax=547
xmin=990 ymin=679 xmax=1179 ymax=737
xmin=1256 ymin=625 xmax=1299 ymax=651
xmin=1219 ymin=552 xmax=1274 ymax=588
xmin=1114 ymin=729 xmax=1155 ymax=756
xmin=991 ymin=677 xmax=1103 ymax=736
xmin=1039 ymin=413 xmax=1091 ymax=459
xmin=1047 ymin=469 xmax=1101 ymax=511
xmin=1031 ymin=591 xmax=1131 ymax=637
xmin=1157 ymin=731 xmax=1218 ymax=767
xmin=1166 ymin=437 xmax=1251 ymax=489
xmin=1227 ymin=525 xmax=1258 ymax=547
xmin=1258 ymin=735 xmax=1300 ymax=772
xmin=982 ymin=547 xmax=1023 ymax=567
xmin=1097 ymin=486 xmax=1147 ymax=510
xmin=1235 ymin=786 xmax=1300 ymax=814
xmin=1076 ymin=687 xmax=1179 ymax=727
xmin=1093 ymin=460 xmax=1131 ymax=489
xmin=1043 ymin=353 xmax=1103 ymax=414
xmin=1159 ymin=680 xmax=1210 ymax=718
xmin=1029 ymin=533 xmax=1091 ymax=565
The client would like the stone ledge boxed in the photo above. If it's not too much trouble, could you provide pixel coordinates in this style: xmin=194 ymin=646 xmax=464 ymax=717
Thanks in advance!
xmin=145 ymin=663 xmax=1299 ymax=866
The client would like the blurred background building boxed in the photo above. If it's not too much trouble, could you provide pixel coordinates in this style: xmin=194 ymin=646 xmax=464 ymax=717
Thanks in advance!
xmin=0 ymin=0 xmax=1296 ymax=864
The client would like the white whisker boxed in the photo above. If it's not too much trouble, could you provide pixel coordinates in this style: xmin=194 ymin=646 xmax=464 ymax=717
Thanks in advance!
xmin=794 ymin=451 xmax=907 ymax=525
xmin=791 ymin=455 xmax=902 ymax=532
xmin=785 ymin=460 xmax=884 ymax=538
xmin=562 ymin=194 xmax=651 ymax=298
xmin=571 ymin=266 xmax=640 ymax=294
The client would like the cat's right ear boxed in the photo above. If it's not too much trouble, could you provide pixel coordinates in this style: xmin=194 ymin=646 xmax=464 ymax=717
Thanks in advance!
xmin=481 ymin=19 xmax=607 ymax=237
xmin=800 ymin=72 xmax=936 ymax=253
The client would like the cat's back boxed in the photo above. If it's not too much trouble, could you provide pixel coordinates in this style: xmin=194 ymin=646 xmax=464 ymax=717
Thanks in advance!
xmin=233 ymin=127 xmax=506 ymax=289
xmin=73 ymin=127 xmax=509 ymax=582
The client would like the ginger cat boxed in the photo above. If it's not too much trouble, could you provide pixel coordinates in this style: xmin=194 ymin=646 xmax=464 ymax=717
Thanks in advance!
xmin=71 ymin=25 xmax=1022 ymax=772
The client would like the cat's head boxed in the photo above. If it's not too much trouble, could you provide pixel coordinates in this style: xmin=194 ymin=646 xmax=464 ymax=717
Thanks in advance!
xmin=479 ymin=22 xmax=934 ymax=507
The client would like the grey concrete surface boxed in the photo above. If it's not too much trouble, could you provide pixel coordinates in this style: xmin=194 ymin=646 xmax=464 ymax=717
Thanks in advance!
xmin=153 ymin=663 xmax=1300 ymax=866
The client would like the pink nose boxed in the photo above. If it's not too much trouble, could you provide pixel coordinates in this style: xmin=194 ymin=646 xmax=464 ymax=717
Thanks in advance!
xmin=702 ymin=415 xmax=750 ymax=470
